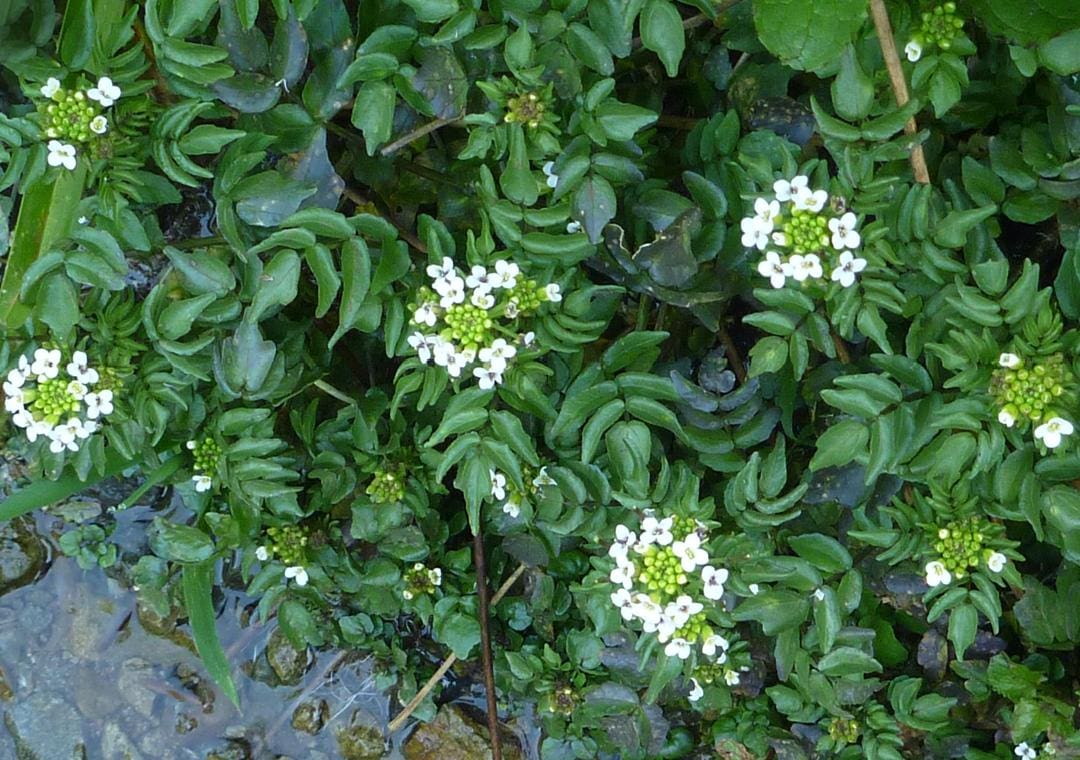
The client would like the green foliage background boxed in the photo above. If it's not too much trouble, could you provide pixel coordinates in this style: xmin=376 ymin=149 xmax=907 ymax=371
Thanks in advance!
xmin=1 ymin=0 xmax=1080 ymax=756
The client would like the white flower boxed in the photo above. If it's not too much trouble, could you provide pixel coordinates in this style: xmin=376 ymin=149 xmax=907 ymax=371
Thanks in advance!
xmin=255 ymin=545 xmax=270 ymax=561
xmin=740 ymin=217 xmax=769 ymax=250
xmin=723 ymin=669 xmax=741 ymax=686
xmin=639 ymin=516 xmax=673 ymax=547
xmin=67 ymin=351 xmax=99 ymax=384
xmin=434 ymin=273 xmax=466 ymax=300
xmin=501 ymin=495 xmax=521 ymax=517
xmin=402 ymin=589 xmax=414 ymax=600
xmin=443 ymin=348 xmax=470 ymax=378
xmin=999 ymin=353 xmax=1021 ymax=369
xmin=40 ymin=77 xmax=61 ymax=98
xmin=672 ymin=533 xmax=709 ymax=572
xmin=66 ymin=381 xmax=88 ymax=401
xmin=757 ymin=251 xmax=791 ymax=289
xmin=493 ymin=260 xmax=520 ymax=289
xmin=542 ymin=161 xmax=559 ymax=189
xmin=998 ymin=408 xmax=1017 ymax=428
xmin=752 ymin=198 xmax=781 ymax=233
xmin=479 ymin=338 xmax=517 ymax=367
xmin=566 ymin=221 xmax=582 ymax=234
xmin=905 ymin=40 xmax=923 ymax=63
xmin=748 ymin=583 xmax=760 ymax=595
xmin=813 ymin=588 xmax=826 ymax=601
xmin=84 ymin=390 xmax=113 ymax=419
xmin=78 ymin=216 xmax=88 ymax=224
xmin=793 ymin=185 xmax=828 ymax=213
xmin=284 ymin=565 xmax=309 ymax=586
xmin=470 ymin=290 xmax=495 ymax=309
xmin=49 ymin=418 xmax=84 ymax=453
xmin=830 ymin=250 xmax=867 ymax=288
xmin=1014 ymin=743 xmax=1037 ymax=760
xmin=31 ymin=348 xmax=62 ymax=380
xmin=47 ymin=140 xmax=78 ymax=171
xmin=611 ymin=588 xmax=637 ymax=621
xmin=647 ymin=611 xmax=678 ymax=642
xmin=665 ymin=637 xmax=692 ymax=659
xmin=925 ymin=560 xmax=952 ymax=587
xmin=1034 ymin=417 xmax=1074 ymax=449
xmin=473 ymin=365 xmax=504 ymax=390
xmin=789 ymin=253 xmax=823 ymax=282
xmin=89 ymin=115 xmax=108 ymax=135
xmin=987 ymin=552 xmax=1008 ymax=573
xmin=465 ymin=265 xmax=496 ymax=292
xmin=186 ymin=440 xmax=197 ymax=450
xmin=505 ymin=300 xmax=520 ymax=318
xmin=5 ymin=366 xmax=25 ymax=391
xmin=192 ymin=474 xmax=213 ymax=492
xmin=428 ymin=568 xmax=443 ymax=586
xmin=408 ymin=332 xmax=436 ymax=363
xmin=687 ymin=677 xmax=704 ymax=702
xmin=4 ymin=389 xmax=24 ymax=413
xmin=532 ymin=466 xmax=557 ymax=489
xmin=87 ymin=76 xmax=121 ymax=106
xmin=773 ymin=175 xmax=808 ymax=202
xmin=426 ymin=256 xmax=455 ymax=281
xmin=413 ymin=303 xmax=438 ymax=327
xmin=771 ymin=230 xmax=789 ymax=247
xmin=666 ymin=595 xmax=703 ymax=626
xmin=702 ymin=633 xmax=729 ymax=658
xmin=631 ymin=593 xmax=663 ymax=626
xmin=609 ymin=524 xmax=637 ymax=560
xmin=610 ymin=561 xmax=635 ymax=589
xmin=544 ymin=283 xmax=562 ymax=302
xmin=828 ymin=212 xmax=861 ymax=250
xmin=490 ymin=469 xmax=507 ymax=500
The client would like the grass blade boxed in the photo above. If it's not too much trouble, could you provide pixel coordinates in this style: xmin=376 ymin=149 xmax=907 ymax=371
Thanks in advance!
xmin=0 ymin=448 xmax=131 ymax=522
xmin=182 ymin=561 xmax=241 ymax=708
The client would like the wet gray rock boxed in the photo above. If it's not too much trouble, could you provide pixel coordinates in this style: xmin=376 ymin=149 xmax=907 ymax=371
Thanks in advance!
xmin=117 ymin=658 xmax=158 ymax=718
xmin=292 ymin=699 xmax=329 ymax=735
xmin=0 ymin=517 xmax=45 ymax=596
xmin=5 ymin=688 xmax=84 ymax=759
xmin=100 ymin=722 xmax=144 ymax=760
xmin=402 ymin=705 xmax=521 ymax=760
xmin=266 ymin=628 xmax=310 ymax=685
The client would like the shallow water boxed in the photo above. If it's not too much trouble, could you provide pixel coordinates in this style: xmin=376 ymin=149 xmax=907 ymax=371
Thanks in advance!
xmin=0 ymin=502 xmax=403 ymax=759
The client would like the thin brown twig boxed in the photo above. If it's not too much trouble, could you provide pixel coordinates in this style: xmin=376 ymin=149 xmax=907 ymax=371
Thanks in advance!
xmin=868 ymin=0 xmax=930 ymax=184
xmin=341 ymin=187 xmax=428 ymax=255
xmin=380 ymin=116 xmax=463 ymax=157
xmin=718 ymin=324 xmax=747 ymax=385
xmin=386 ymin=563 xmax=527 ymax=735
xmin=832 ymin=332 xmax=852 ymax=364
xmin=473 ymin=527 xmax=502 ymax=760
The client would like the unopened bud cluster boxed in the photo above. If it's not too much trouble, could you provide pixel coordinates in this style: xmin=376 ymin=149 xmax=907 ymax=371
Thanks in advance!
xmin=541 ymin=683 xmax=577 ymax=716
xmin=36 ymin=76 xmax=122 ymax=171
xmin=366 ymin=463 xmax=406 ymax=504
xmin=265 ymin=525 xmax=309 ymax=567
xmin=933 ymin=517 xmax=989 ymax=579
xmin=826 ymin=717 xmax=861 ymax=745
xmin=991 ymin=353 xmax=1069 ymax=426
xmin=504 ymin=91 xmax=548 ymax=128
xmin=186 ymin=437 xmax=221 ymax=493
xmin=917 ymin=3 xmax=964 ymax=50
xmin=402 ymin=562 xmax=442 ymax=600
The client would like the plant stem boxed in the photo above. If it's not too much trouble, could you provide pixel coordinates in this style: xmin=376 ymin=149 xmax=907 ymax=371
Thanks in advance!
xmin=313 ymin=379 xmax=356 ymax=405
xmin=718 ymin=324 xmax=748 ymax=384
xmin=472 ymin=526 xmax=502 ymax=760
xmin=341 ymin=187 xmax=428 ymax=255
xmin=868 ymin=0 xmax=930 ymax=184
xmin=380 ymin=115 xmax=464 ymax=157
xmin=386 ymin=563 xmax=526 ymax=734
xmin=167 ymin=235 xmax=226 ymax=250
xmin=832 ymin=332 xmax=852 ymax=364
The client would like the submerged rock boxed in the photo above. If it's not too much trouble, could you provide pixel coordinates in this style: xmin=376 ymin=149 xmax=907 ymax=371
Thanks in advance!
xmin=0 ymin=517 xmax=45 ymax=596
xmin=403 ymin=705 xmax=521 ymax=760
xmin=336 ymin=721 xmax=384 ymax=760
xmin=266 ymin=628 xmax=310 ymax=685
xmin=292 ymin=699 xmax=329 ymax=735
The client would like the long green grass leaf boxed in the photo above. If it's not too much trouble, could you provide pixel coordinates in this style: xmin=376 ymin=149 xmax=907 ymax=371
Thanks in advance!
xmin=116 ymin=454 xmax=183 ymax=511
xmin=0 ymin=448 xmax=131 ymax=522
xmin=182 ymin=562 xmax=241 ymax=708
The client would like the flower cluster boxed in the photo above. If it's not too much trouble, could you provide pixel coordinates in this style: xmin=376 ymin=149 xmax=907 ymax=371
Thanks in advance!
xmin=490 ymin=465 xmax=557 ymax=518
xmin=992 ymin=352 xmax=1074 ymax=449
xmin=905 ymin=2 xmax=964 ymax=62
xmin=186 ymin=436 xmax=221 ymax=492
xmin=826 ymin=717 xmax=861 ymax=746
xmin=606 ymin=515 xmax=732 ymax=664
xmin=256 ymin=525 xmax=310 ymax=586
xmin=365 ymin=462 xmax=406 ymax=504
xmin=408 ymin=257 xmax=561 ymax=388
xmin=1014 ymin=741 xmax=1051 ymax=759
xmin=403 ymin=562 xmax=442 ymax=600
xmin=924 ymin=516 xmax=1007 ymax=587
xmin=37 ymin=76 xmax=122 ymax=171
xmin=747 ymin=176 xmax=867 ymax=291
xmin=504 ymin=90 xmax=550 ymax=129
xmin=4 ymin=349 xmax=113 ymax=453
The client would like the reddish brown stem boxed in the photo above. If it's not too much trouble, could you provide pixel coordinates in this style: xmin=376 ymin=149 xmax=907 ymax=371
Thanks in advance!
xmin=472 ymin=527 xmax=503 ymax=760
